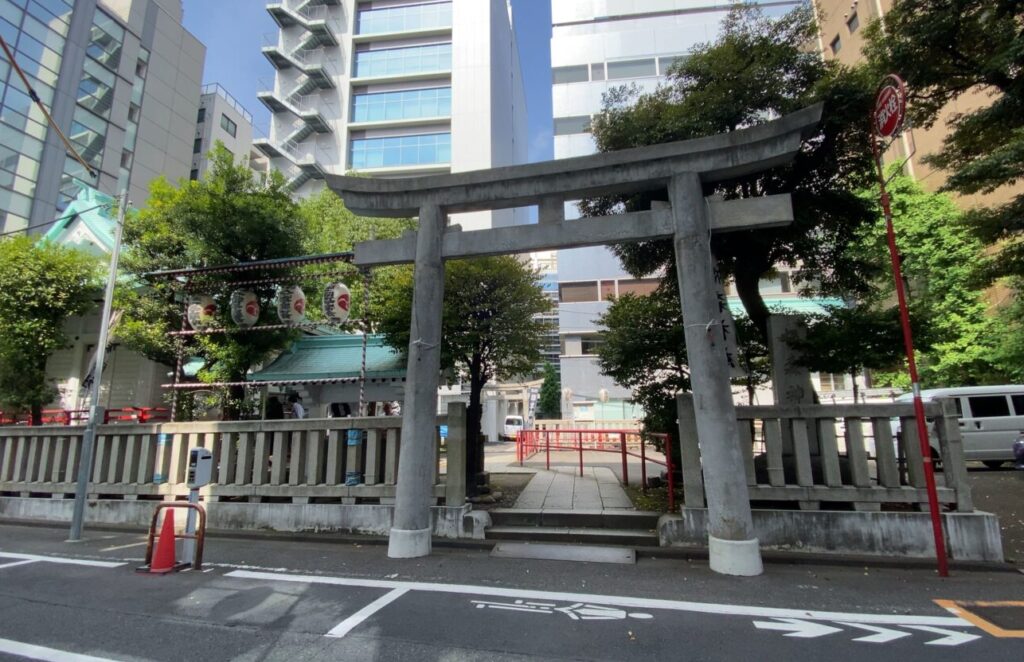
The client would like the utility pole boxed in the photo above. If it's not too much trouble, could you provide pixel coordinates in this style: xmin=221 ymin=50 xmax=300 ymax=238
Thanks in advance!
xmin=68 ymin=190 xmax=127 ymax=542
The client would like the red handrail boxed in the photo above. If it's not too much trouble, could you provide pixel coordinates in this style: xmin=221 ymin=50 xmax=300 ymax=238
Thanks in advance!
xmin=515 ymin=428 xmax=679 ymax=512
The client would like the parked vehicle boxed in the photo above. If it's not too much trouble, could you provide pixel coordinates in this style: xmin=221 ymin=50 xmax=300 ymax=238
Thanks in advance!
xmin=894 ymin=385 xmax=1024 ymax=468
xmin=501 ymin=415 xmax=524 ymax=441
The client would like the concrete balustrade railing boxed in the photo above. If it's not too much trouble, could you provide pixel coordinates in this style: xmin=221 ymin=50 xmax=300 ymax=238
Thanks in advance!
xmin=0 ymin=406 xmax=466 ymax=507
xmin=676 ymin=396 xmax=973 ymax=512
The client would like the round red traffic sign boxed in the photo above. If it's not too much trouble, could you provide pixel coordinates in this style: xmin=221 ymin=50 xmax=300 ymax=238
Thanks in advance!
xmin=873 ymin=76 xmax=906 ymax=138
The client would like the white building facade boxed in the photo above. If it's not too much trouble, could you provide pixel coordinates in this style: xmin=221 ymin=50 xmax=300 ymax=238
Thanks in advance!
xmin=0 ymin=0 xmax=204 ymax=235
xmin=256 ymin=0 xmax=528 ymax=230
xmin=551 ymin=0 xmax=805 ymax=419
xmin=191 ymin=83 xmax=256 ymax=180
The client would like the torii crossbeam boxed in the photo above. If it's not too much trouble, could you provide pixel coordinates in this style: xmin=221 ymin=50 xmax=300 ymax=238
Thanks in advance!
xmin=328 ymin=103 xmax=823 ymax=577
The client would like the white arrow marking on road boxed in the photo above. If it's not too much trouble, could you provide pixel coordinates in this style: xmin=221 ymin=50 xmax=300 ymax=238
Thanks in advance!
xmin=471 ymin=599 xmax=653 ymax=621
xmin=838 ymin=622 xmax=911 ymax=643
xmin=905 ymin=625 xmax=981 ymax=646
xmin=753 ymin=618 xmax=841 ymax=638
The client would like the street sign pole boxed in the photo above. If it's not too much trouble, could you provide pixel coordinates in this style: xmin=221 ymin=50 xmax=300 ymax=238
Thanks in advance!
xmin=68 ymin=190 xmax=128 ymax=542
xmin=871 ymin=75 xmax=949 ymax=577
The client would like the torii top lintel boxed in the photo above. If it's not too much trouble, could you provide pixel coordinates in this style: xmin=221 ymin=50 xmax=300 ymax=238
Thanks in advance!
xmin=327 ymin=103 xmax=822 ymax=218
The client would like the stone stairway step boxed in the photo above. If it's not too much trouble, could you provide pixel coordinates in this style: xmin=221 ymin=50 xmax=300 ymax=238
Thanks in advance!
xmin=491 ymin=542 xmax=636 ymax=564
xmin=486 ymin=526 xmax=659 ymax=547
xmin=488 ymin=508 xmax=661 ymax=530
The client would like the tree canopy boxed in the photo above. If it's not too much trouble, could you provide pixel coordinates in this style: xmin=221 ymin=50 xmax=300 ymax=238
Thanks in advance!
xmin=862 ymin=0 xmax=1024 ymax=282
xmin=117 ymin=146 xmax=303 ymax=417
xmin=585 ymin=4 xmax=878 ymax=338
xmin=536 ymin=362 xmax=561 ymax=420
xmin=0 ymin=236 xmax=99 ymax=422
xmin=376 ymin=255 xmax=551 ymax=491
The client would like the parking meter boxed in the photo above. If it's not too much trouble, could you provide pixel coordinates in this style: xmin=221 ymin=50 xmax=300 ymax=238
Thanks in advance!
xmin=183 ymin=448 xmax=213 ymax=562
xmin=187 ymin=447 xmax=213 ymax=488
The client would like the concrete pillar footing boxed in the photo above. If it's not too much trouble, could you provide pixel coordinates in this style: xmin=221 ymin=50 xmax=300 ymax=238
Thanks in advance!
xmin=387 ymin=526 xmax=431 ymax=558
xmin=708 ymin=534 xmax=763 ymax=576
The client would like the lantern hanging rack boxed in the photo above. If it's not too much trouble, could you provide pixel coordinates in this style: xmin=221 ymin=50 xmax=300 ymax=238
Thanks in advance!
xmin=144 ymin=251 xmax=355 ymax=282
xmin=180 ymin=269 xmax=361 ymax=291
xmin=168 ymin=319 xmax=368 ymax=337
xmin=161 ymin=376 xmax=405 ymax=389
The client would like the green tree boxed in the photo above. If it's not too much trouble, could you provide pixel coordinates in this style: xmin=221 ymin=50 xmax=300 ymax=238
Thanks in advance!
xmin=0 ymin=236 xmax=99 ymax=423
xmin=862 ymin=1 xmax=1024 ymax=281
xmin=992 ymin=279 xmax=1024 ymax=383
xmin=376 ymin=256 xmax=552 ymax=493
xmin=117 ymin=146 xmax=302 ymax=418
xmin=536 ymin=361 xmax=561 ymax=420
xmin=733 ymin=313 xmax=772 ymax=405
xmin=852 ymin=172 xmax=1003 ymax=386
xmin=585 ymin=4 xmax=878 ymax=339
xmin=784 ymin=305 xmax=907 ymax=402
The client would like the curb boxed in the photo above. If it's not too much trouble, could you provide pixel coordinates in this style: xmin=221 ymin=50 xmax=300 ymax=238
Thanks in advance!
xmin=2 ymin=517 xmax=1016 ymax=572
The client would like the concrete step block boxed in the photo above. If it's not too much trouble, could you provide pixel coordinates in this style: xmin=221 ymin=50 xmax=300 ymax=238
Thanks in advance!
xmin=486 ymin=525 xmax=659 ymax=547
xmin=488 ymin=508 xmax=660 ymax=530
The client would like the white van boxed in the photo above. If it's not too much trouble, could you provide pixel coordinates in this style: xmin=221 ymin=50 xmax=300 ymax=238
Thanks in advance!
xmin=502 ymin=415 xmax=525 ymax=441
xmin=896 ymin=385 xmax=1024 ymax=468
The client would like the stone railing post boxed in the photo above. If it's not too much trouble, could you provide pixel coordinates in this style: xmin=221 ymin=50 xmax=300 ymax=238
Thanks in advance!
xmin=675 ymin=393 xmax=704 ymax=508
xmin=935 ymin=399 xmax=973 ymax=512
xmin=445 ymin=402 xmax=467 ymax=506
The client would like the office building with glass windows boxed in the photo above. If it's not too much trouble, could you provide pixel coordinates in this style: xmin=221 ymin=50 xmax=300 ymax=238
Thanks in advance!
xmin=0 ymin=0 xmax=204 ymax=235
xmin=550 ymin=0 xmax=814 ymax=420
xmin=255 ymin=0 xmax=528 ymax=230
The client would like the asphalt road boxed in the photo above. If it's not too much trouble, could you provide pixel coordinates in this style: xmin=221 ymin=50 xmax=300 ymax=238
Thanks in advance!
xmin=1 ymin=524 xmax=1022 ymax=661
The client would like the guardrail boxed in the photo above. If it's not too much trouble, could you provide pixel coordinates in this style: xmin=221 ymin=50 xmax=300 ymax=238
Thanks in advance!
xmin=0 ymin=406 xmax=464 ymax=505
xmin=516 ymin=428 xmax=676 ymax=510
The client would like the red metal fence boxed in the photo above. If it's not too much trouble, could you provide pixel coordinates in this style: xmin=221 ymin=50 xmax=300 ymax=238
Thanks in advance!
xmin=516 ymin=428 xmax=677 ymax=511
xmin=0 ymin=407 xmax=169 ymax=426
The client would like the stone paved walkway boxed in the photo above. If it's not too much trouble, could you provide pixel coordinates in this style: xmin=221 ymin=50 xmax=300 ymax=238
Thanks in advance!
xmin=512 ymin=466 xmax=634 ymax=510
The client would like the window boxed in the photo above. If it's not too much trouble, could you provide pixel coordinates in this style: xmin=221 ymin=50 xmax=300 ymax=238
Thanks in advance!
xmin=87 ymin=10 xmax=124 ymax=72
xmin=1012 ymin=394 xmax=1024 ymax=415
xmin=617 ymin=279 xmax=659 ymax=297
xmin=220 ymin=113 xmax=237 ymax=137
xmin=193 ymin=137 xmax=202 ymax=154
xmin=818 ymin=372 xmax=847 ymax=393
xmin=135 ymin=57 xmax=147 ymax=78
xmin=196 ymin=107 xmax=205 ymax=123
xmin=119 ymin=149 xmax=132 ymax=168
xmin=590 ymin=63 xmax=605 ymax=81
xmin=128 ymin=103 xmax=140 ymax=122
xmin=581 ymin=335 xmax=604 ymax=355
xmin=353 ymin=43 xmax=451 ymax=78
xmin=349 ymin=132 xmax=450 ymax=169
xmin=847 ymin=12 xmax=859 ymax=33
xmin=968 ymin=395 xmax=1010 ymax=418
xmin=830 ymin=35 xmax=842 ymax=55
xmin=658 ymin=54 xmax=688 ymax=75
xmin=351 ymin=87 xmax=451 ymax=122
xmin=559 ymin=281 xmax=598 ymax=303
xmin=600 ymin=281 xmax=615 ymax=300
xmin=607 ymin=58 xmax=656 ymax=80
xmin=759 ymin=272 xmax=792 ymax=294
xmin=552 ymin=65 xmax=588 ymax=84
xmin=553 ymin=115 xmax=590 ymax=136
xmin=189 ymin=168 xmax=199 ymax=181
xmin=76 ymin=58 xmax=115 ymax=118
xmin=357 ymin=1 xmax=452 ymax=35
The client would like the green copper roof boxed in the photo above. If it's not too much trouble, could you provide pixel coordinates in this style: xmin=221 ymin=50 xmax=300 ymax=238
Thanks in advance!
xmin=41 ymin=183 xmax=118 ymax=254
xmin=727 ymin=296 xmax=844 ymax=316
xmin=248 ymin=334 xmax=406 ymax=382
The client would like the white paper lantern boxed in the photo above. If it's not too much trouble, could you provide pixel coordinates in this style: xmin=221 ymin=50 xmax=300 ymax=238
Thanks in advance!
xmin=322 ymin=282 xmax=351 ymax=324
xmin=229 ymin=290 xmax=260 ymax=327
xmin=186 ymin=295 xmax=217 ymax=330
xmin=276 ymin=285 xmax=306 ymax=324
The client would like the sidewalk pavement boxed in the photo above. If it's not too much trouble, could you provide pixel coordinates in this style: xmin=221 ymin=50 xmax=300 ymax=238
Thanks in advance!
xmin=513 ymin=466 xmax=634 ymax=510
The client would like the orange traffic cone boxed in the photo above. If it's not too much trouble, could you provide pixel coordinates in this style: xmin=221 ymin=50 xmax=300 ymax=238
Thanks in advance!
xmin=148 ymin=509 xmax=178 ymax=574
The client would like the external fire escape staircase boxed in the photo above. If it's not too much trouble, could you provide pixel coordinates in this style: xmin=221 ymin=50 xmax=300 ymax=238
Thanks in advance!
xmin=256 ymin=0 xmax=341 ymax=190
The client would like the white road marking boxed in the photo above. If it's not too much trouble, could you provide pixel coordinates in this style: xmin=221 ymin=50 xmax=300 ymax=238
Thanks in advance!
xmin=472 ymin=599 xmax=653 ymax=621
xmin=325 ymin=588 xmax=409 ymax=638
xmin=224 ymin=569 xmax=970 ymax=627
xmin=905 ymin=625 xmax=982 ymax=646
xmin=98 ymin=541 xmax=148 ymax=552
xmin=838 ymin=622 xmax=912 ymax=643
xmin=753 ymin=618 xmax=841 ymax=638
xmin=0 ymin=552 xmax=125 ymax=568
xmin=0 ymin=559 xmax=38 ymax=570
xmin=0 ymin=636 xmax=120 ymax=662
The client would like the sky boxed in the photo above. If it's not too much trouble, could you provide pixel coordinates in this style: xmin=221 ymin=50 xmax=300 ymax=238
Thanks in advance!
xmin=180 ymin=0 xmax=553 ymax=163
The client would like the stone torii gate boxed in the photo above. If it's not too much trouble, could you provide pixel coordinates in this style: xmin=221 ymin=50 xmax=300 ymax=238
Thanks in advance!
xmin=329 ymin=104 xmax=823 ymax=576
